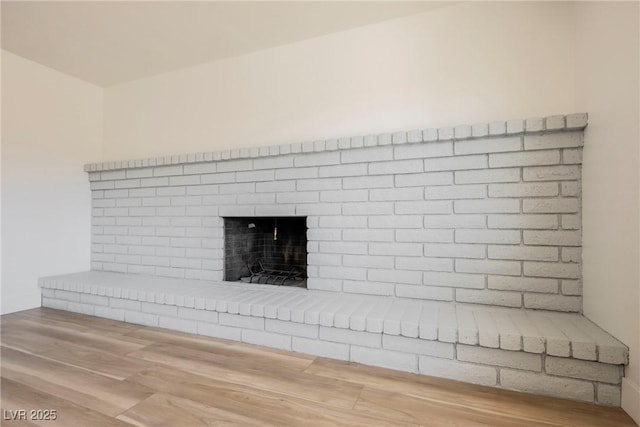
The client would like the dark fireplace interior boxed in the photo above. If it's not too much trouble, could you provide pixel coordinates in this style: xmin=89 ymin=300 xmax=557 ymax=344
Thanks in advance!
xmin=224 ymin=217 xmax=307 ymax=287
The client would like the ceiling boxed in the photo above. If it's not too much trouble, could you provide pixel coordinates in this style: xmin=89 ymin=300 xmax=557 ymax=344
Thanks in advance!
xmin=2 ymin=1 xmax=448 ymax=87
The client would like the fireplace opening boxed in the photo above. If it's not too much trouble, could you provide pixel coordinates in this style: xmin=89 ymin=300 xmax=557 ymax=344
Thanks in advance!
xmin=223 ymin=217 xmax=307 ymax=287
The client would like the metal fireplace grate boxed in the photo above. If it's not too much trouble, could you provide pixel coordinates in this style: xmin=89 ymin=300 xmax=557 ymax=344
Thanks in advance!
xmin=240 ymin=261 xmax=305 ymax=287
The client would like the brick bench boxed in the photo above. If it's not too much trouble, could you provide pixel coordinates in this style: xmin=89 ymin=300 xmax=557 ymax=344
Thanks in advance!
xmin=39 ymin=270 xmax=628 ymax=406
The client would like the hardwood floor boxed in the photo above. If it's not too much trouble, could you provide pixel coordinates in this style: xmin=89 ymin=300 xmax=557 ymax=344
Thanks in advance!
xmin=0 ymin=308 xmax=636 ymax=427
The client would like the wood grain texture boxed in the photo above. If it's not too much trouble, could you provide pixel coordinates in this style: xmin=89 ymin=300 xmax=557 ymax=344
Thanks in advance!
xmin=124 ymin=367 xmax=411 ymax=427
xmin=2 ymin=347 xmax=153 ymax=417
xmin=1 ymin=308 xmax=637 ymax=427
xmin=2 ymin=378 xmax=133 ymax=427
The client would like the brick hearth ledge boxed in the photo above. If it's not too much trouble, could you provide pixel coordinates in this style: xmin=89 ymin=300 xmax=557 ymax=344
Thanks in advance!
xmin=41 ymin=113 xmax=629 ymax=407
xmin=41 ymin=271 xmax=627 ymax=407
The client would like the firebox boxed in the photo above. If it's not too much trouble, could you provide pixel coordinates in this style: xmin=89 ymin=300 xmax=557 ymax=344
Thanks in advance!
xmin=223 ymin=217 xmax=307 ymax=287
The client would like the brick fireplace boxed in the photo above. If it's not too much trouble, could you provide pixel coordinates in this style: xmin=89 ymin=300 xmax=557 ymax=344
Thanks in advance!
xmin=40 ymin=113 xmax=630 ymax=407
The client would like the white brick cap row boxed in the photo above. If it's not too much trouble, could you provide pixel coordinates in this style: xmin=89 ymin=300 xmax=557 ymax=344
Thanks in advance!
xmin=39 ymin=270 xmax=626 ymax=366
xmin=84 ymin=113 xmax=588 ymax=172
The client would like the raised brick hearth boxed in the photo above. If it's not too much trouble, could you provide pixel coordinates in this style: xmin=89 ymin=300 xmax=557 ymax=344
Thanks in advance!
xmin=41 ymin=112 xmax=631 ymax=406
xmin=40 ymin=270 xmax=627 ymax=406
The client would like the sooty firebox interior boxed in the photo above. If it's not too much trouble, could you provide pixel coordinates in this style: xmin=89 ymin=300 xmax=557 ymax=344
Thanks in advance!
xmin=224 ymin=217 xmax=307 ymax=287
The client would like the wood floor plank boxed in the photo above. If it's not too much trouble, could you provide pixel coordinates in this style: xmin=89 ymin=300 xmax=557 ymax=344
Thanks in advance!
xmin=40 ymin=342 xmax=154 ymax=380
xmin=1 ymin=334 xmax=154 ymax=380
xmin=353 ymin=386 xmax=557 ymax=427
xmin=125 ymin=342 xmax=363 ymax=410
xmin=12 ymin=307 xmax=141 ymax=336
xmin=0 ymin=326 xmax=59 ymax=355
xmin=1 ymin=346 xmax=153 ymax=417
xmin=117 ymin=393 xmax=272 ymax=427
xmin=0 ymin=378 xmax=135 ymax=427
xmin=2 ymin=319 xmax=150 ymax=354
xmin=125 ymin=366 xmax=416 ymax=427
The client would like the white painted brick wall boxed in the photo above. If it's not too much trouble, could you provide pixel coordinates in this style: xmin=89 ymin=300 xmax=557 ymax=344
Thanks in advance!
xmin=396 ymin=256 xmax=453 ymax=272
xmin=219 ymin=313 xmax=265 ymax=330
xmin=424 ymin=243 xmax=485 ymax=259
xmin=456 ymin=229 xmax=520 ymax=244
xmin=488 ymin=245 xmax=558 ymax=262
xmin=545 ymin=356 xmax=622 ymax=384
xmin=424 ymin=214 xmax=485 ymax=229
xmin=242 ymin=329 xmax=292 ymax=351
xmin=369 ymin=159 xmax=423 ymax=175
xmin=87 ymin=118 xmax=584 ymax=311
xmin=42 ymin=298 xmax=68 ymax=310
xmin=488 ymin=214 xmax=558 ymax=230
xmin=456 ymin=289 xmax=522 ymax=307
xmin=489 ymin=182 xmax=558 ymax=197
xmin=343 ymin=229 xmax=394 ymax=242
xmin=342 ymin=175 xmax=392 ymax=189
xmin=94 ymin=306 xmax=125 ymax=321
xmin=159 ymin=316 xmax=197 ymax=334
xmin=425 ymin=155 xmax=488 ymax=172
xmin=394 ymin=142 xmax=452 ymax=160
xmin=351 ymin=346 xmax=418 ymax=373
xmin=54 ymin=289 xmax=81 ymax=302
xmin=489 ymin=150 xmax=559 ymax=168
xmin=197 ymin=322 xmax=242 ymax=341
xmin=523 ymin=165 xmax=579 ymax=181
xmin=524 ymin=294 xmax=581 ymax=312
xmin=395 ymin=229 xmax=453 ymax=243
xmin=561 ymin=280 xmax=582 ymax=296
xmin=500 ymin=369 xmax=594 ymax=402
xmin=457 ymin=345 xmax=541 ymax=371
xmin=562 ymin=248 xmax=581 ymax=263
xmin=426 ymin=184 xmax=487 ymax=200
xmin=320 ymin=326 xmax=381 ymax=348
xmin=423 ymin=272 xmax=484 ymax=289
xmin=455 ymin=168 xmax=520 ymax=184
xmin=524 ymin=132 xmax=583 ymax=150
xmin=80 ymin=293 xmax=109 ymax=306
xmin=456 ymin=259 xmax=521 ymax=276
xmin=291 ymin=337 xmax=349 ymax=360
xmin=597 ymin=384 xmax=621 ymax=406
xmin=488 ymin=276 xmax=558 ymax=293
xmin=66 ymin=302 xmax=95 ymax=315
xmin=396 ymin=172 xmax=452 ymax=187
xmin=523 ymin=262 xmax=581 ymax=279
xmin=395 ymin=201 xmax=451 ymax=215
xmin=383 ymin=335 xmax=454 ymax=359
xmin=455 ymin=199 xmax=519 ymax=214
xmin=455 ymin=136 xmax=521 ymax=155
xmin=266 ymin=319 xmax=319 ymax=338
xmin=125 ymin=310 xmax=159 ymax=327
xmin=523 ymin=198 xmax=579 ymax=214
xmin=344 ymin=280 xmax=394 ymax=296
xmin=419 ymin=355 xmax=497 ymax=386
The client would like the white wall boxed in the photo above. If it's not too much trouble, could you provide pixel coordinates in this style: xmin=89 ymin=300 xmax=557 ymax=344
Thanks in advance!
xmin=103 ymin=2 xmax=576 ymax=160
xmin=575 ymin=2 xmax=640 ymax=421
xmin=1 ymin=51 xmax=103 ymax=314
